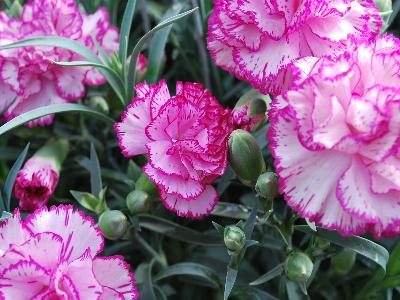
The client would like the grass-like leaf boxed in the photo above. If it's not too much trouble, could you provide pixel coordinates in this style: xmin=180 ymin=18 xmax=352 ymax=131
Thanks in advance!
xmin=127 ymin=7 xmax=198 ymax=99
xmin=153 ymin=262 xmax=221 ymax=288
xmin=2 ymin=143 xmax=30 ymax=211
xmin=295 ymin=225 xmax=389 ymax=271
xmin=0 ymin=104 xmax=114 ymax=137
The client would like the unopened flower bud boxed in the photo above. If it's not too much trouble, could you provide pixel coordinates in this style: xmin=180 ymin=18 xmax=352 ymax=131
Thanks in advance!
xmin=88 ymin=96 xmax=109 ymax=114
xmin=285 ymin=252 xmax=314 ymax=283
xmin=255 ymin=172 xmax=279 ymax=199
xmin=331 ymin=249 xmax=356 ymax=275
xmin=228 ymin=129 xmax=266 ymax=182
xmin=14 ymin=139 xmax=69 ymax=211
xmin=224 ymin=225 xmax=246 ymax=255
xmin=126 ymin=190 xmax=151 ymax=214
xmin=98 ymin=210 xmax=128 ymax=240
xmin=135 ymin=172 xmax=158 ymax=197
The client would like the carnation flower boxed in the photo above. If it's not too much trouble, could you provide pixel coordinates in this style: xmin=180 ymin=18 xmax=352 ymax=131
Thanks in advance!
xmin=0 ymin=205 xmax=139 ymax=299
xmin=14 ymin=139 xmax=69 ymax=211
xmin=115 ymin=81 xmax=234 ymax=218
xmin=0 ymin=0 xmax=119 ymax=127
xmin=268 ymin=34 xmax=400 ymax=238
xmin=207 ymin=0 xmax=382 ymax=96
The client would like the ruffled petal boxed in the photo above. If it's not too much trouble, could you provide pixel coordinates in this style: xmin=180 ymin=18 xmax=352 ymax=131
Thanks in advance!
xmin=25 ymin=205 xmax=104 ymax=262
xmin=0 ymin=260 xmax=50 ymax=299
xmin=93 ymin=256 xmax=139 ymax=300
xmin=143 ymin=164 xmax=204 ymax=199
xmin=160 ymin=185 xmax=218 ymax=218
xmin=55 ymin=66 xmax=86 ymax=100
xmin=1 ymin=232 xmax=63 ymax=272
xmin=0 ymin=211 xmax=31 ymax=256
xmin=114 ymin=98 xmax=152 ymax=157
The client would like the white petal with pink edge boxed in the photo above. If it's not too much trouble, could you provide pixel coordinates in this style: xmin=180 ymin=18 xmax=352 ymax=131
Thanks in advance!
xmin=25 ymin=205 xmax=103 ymax=262
xmin=93 ymin=256 xmax=138 ymax=300
xmin=144 ymin=164 xmax=204 ymax=199
xmin=114 ymin=98 xmax=152 ymax=157
xmin=160 ymin=185 xmax=218 ymax=219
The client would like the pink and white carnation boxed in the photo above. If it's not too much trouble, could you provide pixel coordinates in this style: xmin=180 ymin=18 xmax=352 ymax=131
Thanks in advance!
xmin=115 ymin=81 xmax=234 ymax=218
xmin=0 ymin=205 xmax=139 ymax=299
xmin=14 ymin=157 xmax=59 ymax=211
xmin=207 ymin=0 xmax=382 ymax=96
xmin=0 ymin=0 xmax=119 ymax=127
xmin=268 ymin=34 xmax=400 ymax=238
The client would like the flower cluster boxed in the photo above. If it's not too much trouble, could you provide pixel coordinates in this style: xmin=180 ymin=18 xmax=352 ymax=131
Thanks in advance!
xmin=115 ymin=81 xmax=234 ymax=218
xmin=0 ymin=205 xmax=138 ymax=299
xmin=0 ymin=0 xmax=119 ymax=127
xmin=269 ymin=35 xmax=400 ymax=238
xmin=207 ymin=0 xmax=382 ymax=95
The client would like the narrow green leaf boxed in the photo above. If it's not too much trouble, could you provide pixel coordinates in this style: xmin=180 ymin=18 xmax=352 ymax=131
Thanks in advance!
xmin=244 ymin=198 xmax=259 ymax=238
xmin=52 ymin=60 xmax=121 ymax=79
xmin=127 ymin=7 xmax=198 ymax=99
xmin=0 ymin=37 xmax=125 ymax=104
xmin=0 ymin=104 xmax=114 ymax=137
xmin=387 ymin=243 xmax=400 ymax=276
xmin=295 ymin=225 xmax=389 ymax=271
xmin=144 ymin=4 xmax=183 ymax=83
xmin=212 ymin=221 xmax=225 ymax=235
xmin=119 ymin=0 xmax=137 ymax=61
xmin=153 ymin=263 xmax=221 ymax=288
xmin=286 ymin=280 xmax=304 ymax=300
xmin=89 ymin=143 xmax=102 ymax=197
xmin=138 ymin=215 xmax=222 ymax=246
xmin=0 ymin=211 xmax=12 ymax=222
xmin=141 ymin=260 xmax=157 ymax=300
xmin=2 ymin=143 xmax=30 ymax=211
xmin=70 ymin=190 xmax=98 ymax=212
xmin=250 ymin=263 xmax=284 ymax=286
xmin=224 ymin=266 xmax=239 ymax=300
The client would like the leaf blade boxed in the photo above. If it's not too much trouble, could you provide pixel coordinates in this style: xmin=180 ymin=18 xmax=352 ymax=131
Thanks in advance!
xmin=2 ymin=143 xmax=30 ymax=211
xmin=295 ymin=225 xmax=389 ymax=271
xmin=0 ymin=104 xmax=114 ymax=137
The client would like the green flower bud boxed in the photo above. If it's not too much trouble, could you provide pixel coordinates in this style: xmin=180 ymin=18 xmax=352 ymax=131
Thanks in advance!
xmin=88 ymin=96 xmax=109 ymax=114
xmin=98 ymin=210 xmax=128 ymax=240
xmin=255 ymin=172 xmax=279 ymax=199
xmin=285 ymin=252 xmax=314 ymax=283
xmin=224 ymin=225 xmax=246 ymax=255
xmin=315 ymin=237 xmax=330 ymax=250
xmin=135 ymin=173 xmax=158 ymax=197
xmin=331 ymin=249 xmax=356 ymax=275
xmin=234 ymin=89 xmax=271 ymax=112
xmin=126 ymin=190 xmax=151 ymax=214
xmin=35 ymin=138 xmax=69 ymax=173
xmin=228 ymin=129 xmax=266 ymax=182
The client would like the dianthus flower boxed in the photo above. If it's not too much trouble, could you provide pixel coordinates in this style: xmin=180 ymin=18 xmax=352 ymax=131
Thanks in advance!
xmin=0 ymin=0 xmax=119 ymax=126
xmin=115 ymin=81 xmax=234 ymax=218
xmin=268 ymin=35 xmax=400 ymax=238
xmin=0 ymin=205 xmax=139 ymax=299
xmin=207 ymin=0 xmax=382 ymax=96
